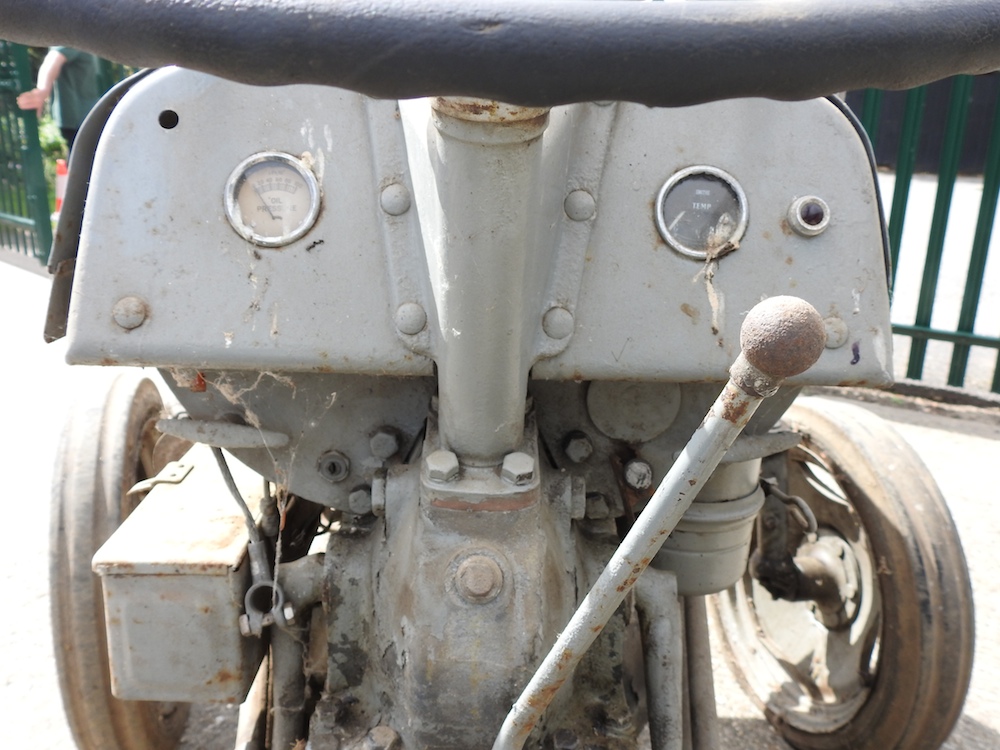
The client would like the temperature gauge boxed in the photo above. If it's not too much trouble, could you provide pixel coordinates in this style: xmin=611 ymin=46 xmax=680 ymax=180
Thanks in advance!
xmin=655 ymin=166 xmax=748 ymax=259
xmin=224 ymin=152 xmax=321 ymax=247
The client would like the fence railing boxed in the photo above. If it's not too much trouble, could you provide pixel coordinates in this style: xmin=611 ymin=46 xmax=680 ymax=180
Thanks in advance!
xmin=850 ymin=73 xmax=1000 ymax=394
xmin=0 ymin=41 xmax=52 ymax=264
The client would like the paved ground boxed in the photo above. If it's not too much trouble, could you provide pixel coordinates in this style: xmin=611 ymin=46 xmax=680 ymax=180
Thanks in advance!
xmin=0 ymin=263 xmax=997 ymax=748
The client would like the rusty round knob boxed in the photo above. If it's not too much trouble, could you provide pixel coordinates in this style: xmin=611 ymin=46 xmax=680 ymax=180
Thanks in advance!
xmin=739 ymin=296 xmax=827 ymax=381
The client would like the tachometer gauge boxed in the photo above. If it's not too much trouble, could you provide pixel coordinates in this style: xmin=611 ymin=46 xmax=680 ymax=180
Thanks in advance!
xmin=655 ymin=166 xmax=748 ymax=259
xmin=224 ymin=152 xmax=321 ymax=247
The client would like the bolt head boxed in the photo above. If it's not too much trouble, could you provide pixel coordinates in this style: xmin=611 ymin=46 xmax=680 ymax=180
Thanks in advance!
xmin=348 ymin=486 xmax=373 ymax=515
xmin=426 ymin=450 xmax=460 ymax=483
xmin=585 ymin=493 xmax=610 ymax=520
xmin=455 ymin=555 xmax=504 ymax=603
xmin=370 ymin=428 xmax=400 ymax=460
xmin=624 ymin=459 xmax=653 ymax=490
xmin=563 ymin=431 xmax=594 ymax=464
xmin=501 ymin=452 xmax=535 ymax=485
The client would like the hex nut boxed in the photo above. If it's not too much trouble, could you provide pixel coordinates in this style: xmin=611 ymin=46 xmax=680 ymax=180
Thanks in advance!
xmin=426 ymin=450 xmax=460 ymax=483
xmin=563 ymin=431 xmax=594 ymax=464
xmin=370 ymin=428 xmax=400 ymax=460
xmin=112 ymin=295 xmax=148 ymax=330
xmin=501 ymin=451 xmax=535 ymax=485
xmin=624 ymin=459 xmax=654 ymax=490
xmin=365 ymin=725 xmax=402 ymax=750
xmin=455 ymin=555 xmax=504 ymax=603
xmin=585 ymin=493 xmax=610 ymax=520
xmin=348 ymin=486 xmax=373 ymax=515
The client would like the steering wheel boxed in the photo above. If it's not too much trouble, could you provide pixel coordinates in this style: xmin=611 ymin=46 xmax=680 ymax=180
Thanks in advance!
xmin=3 ymin=0 xmax=1000 ymax=106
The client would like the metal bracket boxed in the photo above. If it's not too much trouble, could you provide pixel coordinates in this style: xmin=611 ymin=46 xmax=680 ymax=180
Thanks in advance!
xmin=126 ymin=460 xmax=193 ymax=496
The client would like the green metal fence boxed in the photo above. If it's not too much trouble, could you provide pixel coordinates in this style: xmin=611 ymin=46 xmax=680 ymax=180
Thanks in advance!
xmin=852 ymin=74 xmax=1000 ymax=393
xmin=0 ymin=41 xmax=52 ymax=264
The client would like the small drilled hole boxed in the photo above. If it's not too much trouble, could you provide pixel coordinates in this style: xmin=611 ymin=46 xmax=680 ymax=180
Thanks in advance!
xmin=800 ymin=200 xmax=826 ymax=226
xmin=158 ymin=110 xmax=179 ymax=129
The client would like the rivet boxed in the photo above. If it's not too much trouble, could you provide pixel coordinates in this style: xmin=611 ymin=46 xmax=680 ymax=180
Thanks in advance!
xmin=542 ymin=306 xmax=575 ymax=340
xmin=394 ymin=302 xmax=427 ymax=335
xmin=380 ymin=182 xmax=411 ymax=216
xmin=112 ymin=295 xmax=148 ymax=330
xmin=564 ymin=190 xmax=596 ymax=222
xmin=824 ymin=317 xmax=849 ymax=349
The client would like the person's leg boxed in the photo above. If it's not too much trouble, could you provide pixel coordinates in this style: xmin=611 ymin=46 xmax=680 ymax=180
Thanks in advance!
xmin=60 ymin=127 xmax=78 ymax=155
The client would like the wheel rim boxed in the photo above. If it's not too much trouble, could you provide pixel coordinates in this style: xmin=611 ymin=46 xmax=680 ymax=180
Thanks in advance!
xmin=724 ymin=441 xmax=881 ymax=733
xmin=713 ymin=397 xmax=974 ymax=750
xmin=51 ymin=374 xmax=189 ymax=750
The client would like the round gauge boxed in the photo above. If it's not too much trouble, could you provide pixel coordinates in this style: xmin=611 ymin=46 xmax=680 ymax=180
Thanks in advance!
xmin=224 ymin=152 xmax=321 ymax=247
xmin=655 ymin=166 xmax=748 ymax=259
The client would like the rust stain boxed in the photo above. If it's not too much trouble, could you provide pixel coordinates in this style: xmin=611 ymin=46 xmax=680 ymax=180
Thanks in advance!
xmin=762 ymin=230 xmax=773 ymax=241
xmin=785 ymin=256 xmax=794 ymax=265
xmin=191 ymin=372 xmax=207 ymax=392
xmin=720 ymin=392 xmax=750 ymax=424
xmin=780 ymin=219 xmax=793 ymax=236
xmin=431 ymin=495 xmax=536 ymax=512
xmin=207 ymin=668 xmax=239 ymax=685
xmin=680 ymin=303 xmax=700 ymax=323
xmin=688 ymin=479 xmax=697 ymax=486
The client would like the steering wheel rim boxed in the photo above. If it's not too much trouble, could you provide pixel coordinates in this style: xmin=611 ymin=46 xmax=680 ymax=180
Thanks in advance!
xmin=4 ymin=0 xmax=1000 ymax=106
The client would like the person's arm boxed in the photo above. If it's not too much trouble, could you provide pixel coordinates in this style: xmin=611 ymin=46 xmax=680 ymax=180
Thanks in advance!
xmin=16 ymin=48 xmax=67 ymax=116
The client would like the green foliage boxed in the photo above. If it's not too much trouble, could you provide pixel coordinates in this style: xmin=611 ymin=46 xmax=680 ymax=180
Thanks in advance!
xmin=38 ymin=115 xmax=67 ymax=214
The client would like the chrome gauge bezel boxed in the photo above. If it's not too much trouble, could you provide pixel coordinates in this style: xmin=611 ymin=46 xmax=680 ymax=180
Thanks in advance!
xmin=224 ymin=151 xmax=321 ymax=247
xmin=655 ymin=165 xmax=749 ymax=260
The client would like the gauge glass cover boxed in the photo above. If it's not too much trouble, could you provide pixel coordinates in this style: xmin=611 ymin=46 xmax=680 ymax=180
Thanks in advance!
xmin=655 ymin=166 xmax=748 ymax=259
xmin=225 ymin=152 xmax=320 ymax=247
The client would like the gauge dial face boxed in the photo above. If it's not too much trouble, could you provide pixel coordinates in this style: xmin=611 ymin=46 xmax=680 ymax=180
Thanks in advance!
xmin=225 ymin=152 xmax=320 ymax=247
xmin=655 ymin=166 xmax=748 ymax=259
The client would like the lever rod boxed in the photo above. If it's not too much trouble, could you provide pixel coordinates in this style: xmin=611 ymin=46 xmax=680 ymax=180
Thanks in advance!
xmin=492 ymin=296 xmax=827 ymax=750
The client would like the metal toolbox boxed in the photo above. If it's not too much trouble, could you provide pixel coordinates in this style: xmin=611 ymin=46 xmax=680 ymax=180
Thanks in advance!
xmin=92 ymin=444 xmax=264 ymax=703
